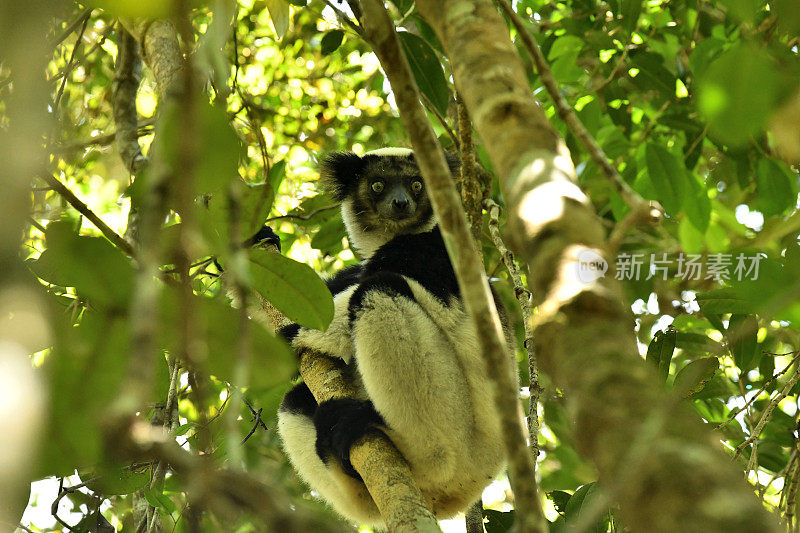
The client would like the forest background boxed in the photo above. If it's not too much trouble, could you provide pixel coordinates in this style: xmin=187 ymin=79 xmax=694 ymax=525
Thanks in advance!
xmin=1 ymin=0 xmax=799 ymax=532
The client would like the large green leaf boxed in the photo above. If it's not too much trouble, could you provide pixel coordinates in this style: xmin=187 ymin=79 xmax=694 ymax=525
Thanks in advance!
xmin=564 ymin=482 xmax=609 ymax=531
xmin=398 ymin=31 xmax=449 ymax=117
xmin=149 ymin=101 xmax=242 ymax=197
xmin=683 ymin=171 xmax=711 ymax=232
xmin=160 ymin=292 xmax=294 ymax=390
xmin=727 ymin=314 xmax=759 ymax=372
xmin=755 ymin=158 xmax=797 ymax=217
xmin=645 ymin=143 xmax=685 ymax=216
xmin=696 ymin=288 xmax=755 ymax=315
xmin=646 ymin=327 xmax=676 ymax=382
xmin=200 ymin=180 xmax=274 ymax=260
xmin=30 ymin=221 xmax=133 ymax=310
xmin=673 ymin=357 xmax=719 ymax=397
xmin=249 ymin=249 xmax=334 ymax=331
xmin=39 ymin=312 xmax=131 ymax=476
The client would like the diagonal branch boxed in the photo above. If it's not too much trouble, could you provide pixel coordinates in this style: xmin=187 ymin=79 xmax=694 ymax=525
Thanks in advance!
xmin=42 ymin=173 xmax=135 ymax=256
xmin=355 ymin=1 xmax=545 ymax=531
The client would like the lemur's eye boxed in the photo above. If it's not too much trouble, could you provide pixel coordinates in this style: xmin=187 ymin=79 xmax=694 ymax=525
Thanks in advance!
xmin=371 ymin=181 xmax=384 ymax=193
xmin=411 ymin=181 xmax=423 ymax=193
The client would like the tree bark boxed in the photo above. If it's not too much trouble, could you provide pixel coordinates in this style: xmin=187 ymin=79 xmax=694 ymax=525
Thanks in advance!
xmin=355 ymin=2 xmax=544 ymax=532
xmin=415 ymin=1 xmax=780 ymax=531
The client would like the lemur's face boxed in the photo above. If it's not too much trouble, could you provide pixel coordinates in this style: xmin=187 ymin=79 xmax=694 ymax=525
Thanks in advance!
xmin=352 ymin=154 xmax=434 ymax=235
xmin=319 ymin=148 xmax=458 ymax=256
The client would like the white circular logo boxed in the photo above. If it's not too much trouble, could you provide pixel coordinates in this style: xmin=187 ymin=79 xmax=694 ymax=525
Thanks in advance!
xmin=576 ymin=249 xmax=608 ymax=284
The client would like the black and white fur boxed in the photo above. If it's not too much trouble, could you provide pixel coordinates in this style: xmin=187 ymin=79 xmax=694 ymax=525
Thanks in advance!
xmin=277 ymin=148 xmax=512 ymax=525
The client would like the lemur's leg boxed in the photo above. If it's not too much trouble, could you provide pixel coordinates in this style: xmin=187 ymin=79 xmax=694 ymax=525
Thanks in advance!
xmin=347 ymin=272 xmax=473 ymax=486
xmin=277 ymin=382 xmax=381 ymax=524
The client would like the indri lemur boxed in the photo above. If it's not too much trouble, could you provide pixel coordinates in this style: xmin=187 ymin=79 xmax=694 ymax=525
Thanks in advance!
xmin=277 ymin=148 xmax=511 ymax=525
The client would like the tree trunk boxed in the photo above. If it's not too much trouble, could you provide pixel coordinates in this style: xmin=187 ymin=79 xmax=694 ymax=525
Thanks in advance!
xmin=415 ymin=1 xmax=780 ymax=531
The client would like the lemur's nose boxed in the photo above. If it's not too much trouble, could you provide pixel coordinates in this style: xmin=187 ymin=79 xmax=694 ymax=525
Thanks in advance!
xmin=392 ymin=198 xmax=410 ymax=211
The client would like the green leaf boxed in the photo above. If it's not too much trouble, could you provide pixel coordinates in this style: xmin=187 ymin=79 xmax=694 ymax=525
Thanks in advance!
xmin=728 ymin=314 xmax=759 ymax=372
xmin=548 ymin=36 xmax=584 ymax=60
xmin=673 ymin=357 xmax=719 ymax=397
xmin=320 ymin=30 xmax=345 ymax=55
xmin=646 ymin=328 xmax=676 ymax=382
xmin=645 ymin=143 xmax=686 ymax=216
xmin=683 ymin=171 xmax=711 ymax=232
xmin=398 ymin=31 xmax=450 ymax=117
xmin=39 ymin=313 xmax=131 ymax=476
xmin=755 ymin=158 xmax=797 ymax=217
xmin=689 ymin=38 xmax=725 ymax=79
xmin=249 ymin=250 xmax=334 ymax=331
xmin=310 ymin=213 xmax=346 ymax=253
xmin=172 ymin=423 xmax=193 ymax=437
xmin=266 ymin=0 xmax=291 ymax=39
xmin=195 ymin=103 xmax=242 ymax=195
xmin=483 ymin=509 xmax=516 ymax=533
xmin=548 ymin=490 xmax=572 ymax=515
xmin=617 ymin=0 xmax=642 ymax=32
xmin=675 ymin=332 xmax=724 ymax=354
xmin=719 ymin=0 xmax=763 ymax=23
xmin=268 ymin=158 xmax=288 ymax=209
xmin=200 ymin=180 xmax=274 ymax=259
xmin=31 ymin=225 xmax=133 ymax=310
xmin=89 ymin=467 xmax=149 ymax=496
xmin=143 ymin=488 xmax=178 ymax=515
xmin=696 ymin=288 xmax=755 ymax=315
xmin=160 ymin=292 xmax=294 ymax=390
xmin=678 ymin=218 xmax=704 ymax=254
xmin=698 ymin=42 xmax=780 ymax=147
xmin=564 ymin=482 xmax=609 ymax=530
xmin=150 ymin=101 xmax=241 ymax=197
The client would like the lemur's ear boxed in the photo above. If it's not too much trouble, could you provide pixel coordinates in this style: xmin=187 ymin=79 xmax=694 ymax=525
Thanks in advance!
xmin=319 ymin=152 xmax=365 ymax=201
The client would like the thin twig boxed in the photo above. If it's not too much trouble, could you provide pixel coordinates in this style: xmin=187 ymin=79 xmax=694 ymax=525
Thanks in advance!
xmin=52 ymin=118 xmax=156 ymax=154
xmin=421 ymin=92 xmax=459 ymax=149
xmin=241 ymin=407 xmax=265 ymax=444
xmin=486 ymin=199 xmax=540 ymax=468
xmin=495 ymin=0 xmax=651 ymax=214
xmin=51 ymin=477 xmax=97 ymax=531
xmin=51 ymin=8 xmax=92 ymax=48
xmin=734 ymin=361 xmax=800 ymax=464
xmin=264 ymin=204 xmax=339 ymax=223
xmin=41 ymin=174 xmax=135 ymax=256
xmin=54 ymin=14 xmax=90 ymax=109
xmin=716 ymin=352 xmax=800 ymax=430
xmin=28 ymin=217 xmax=47 ymax=233
xmin=321 ymin=0 xmax=364 ymax=36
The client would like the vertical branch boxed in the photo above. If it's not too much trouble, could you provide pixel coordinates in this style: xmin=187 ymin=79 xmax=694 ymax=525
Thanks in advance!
xmin=114 ymin=26 xmax=147 ymax=175
xmin=485 ymin=200 xmax=540 ymax=469
xmin=115 ymin=15 xmax=187 ymax=533
xmin=355 ymin=1 xmax=545 ymax=531
xmin=457 ymin=95 xmax=482 ymax=248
